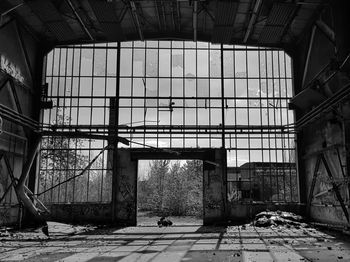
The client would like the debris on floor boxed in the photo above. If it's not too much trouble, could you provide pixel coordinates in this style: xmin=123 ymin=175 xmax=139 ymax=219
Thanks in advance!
xmin=253 ymin=210 xmax=307 ymax=228
xmin=0 ymin=221 xmax=96 ymax=241
xmin=157 ymin=216 xmax=173 ymax=227
xmin=1 ymin=223 xmax=350 ymax=261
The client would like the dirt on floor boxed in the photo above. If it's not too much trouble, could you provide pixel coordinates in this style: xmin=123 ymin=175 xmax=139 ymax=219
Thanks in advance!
xmin=1 ymin=221 xmax=350 ymax=261
xmin=1 ymin=212 xmax=350 ymax=261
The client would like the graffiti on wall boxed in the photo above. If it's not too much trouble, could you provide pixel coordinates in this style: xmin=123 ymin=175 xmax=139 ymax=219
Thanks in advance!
xmin=0 ymin=55 xmax=24 ymax=83
xmin=117 ymin=169 xmax=135 ymax=222
xmin=52 ymin=203 xmax=112 ymax=222
xmin=0 ymin=207 xmax=11 ymax=224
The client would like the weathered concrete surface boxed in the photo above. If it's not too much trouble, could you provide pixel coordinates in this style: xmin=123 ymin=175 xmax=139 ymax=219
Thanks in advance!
xmin=1 ymin=224 xmax=350 ymax=261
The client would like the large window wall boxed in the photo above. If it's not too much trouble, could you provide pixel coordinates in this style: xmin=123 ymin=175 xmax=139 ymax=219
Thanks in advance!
xmin=39 ymin=41 xmax=297 ymax=204
xmin=118 ymin=41 xmax=223 ymax=148
xmin=39 ymin=43 xmax=117 ymax=203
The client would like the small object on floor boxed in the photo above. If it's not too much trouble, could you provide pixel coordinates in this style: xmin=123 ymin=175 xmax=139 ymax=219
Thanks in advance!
xmin=157 ymin=217 xmax=173 ymax=227
xmin=41 ymin=223 xmax=49 ymax=237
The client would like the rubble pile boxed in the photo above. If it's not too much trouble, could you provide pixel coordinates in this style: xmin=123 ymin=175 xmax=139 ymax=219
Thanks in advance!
xmin=253 ymin=210 xmax=306 ymax=228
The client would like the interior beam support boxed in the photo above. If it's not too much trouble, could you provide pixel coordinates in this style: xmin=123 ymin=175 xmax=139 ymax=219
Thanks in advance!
xmin=65 ymin=0 xmax=94 ymax=41
xmin=315 ymin=19 xmax=336 ymax=44
xmin=129 ymin=0 xmax=144 ymax=41
xmin=302 ymin=25 xmax=316 ymax=88
xmin=243 ymin=0 xmax=262 ymax=43
xmin=193 ymin=0 xmax=197 ymax=42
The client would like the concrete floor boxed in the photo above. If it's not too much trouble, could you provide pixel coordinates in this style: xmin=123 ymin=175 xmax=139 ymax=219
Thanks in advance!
xmin=1 ymin=224 xmax=350 ymax=261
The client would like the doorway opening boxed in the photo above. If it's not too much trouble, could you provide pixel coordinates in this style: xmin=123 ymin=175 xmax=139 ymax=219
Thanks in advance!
xmin=137 ymin=159 xmax=203 ymax=226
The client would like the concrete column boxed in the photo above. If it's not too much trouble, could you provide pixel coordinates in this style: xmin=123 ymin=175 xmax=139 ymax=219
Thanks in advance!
xmin=203 ymin=148 xmax=226 ymax=225
xmin=112 ymin=149 xmax=137 ymax=225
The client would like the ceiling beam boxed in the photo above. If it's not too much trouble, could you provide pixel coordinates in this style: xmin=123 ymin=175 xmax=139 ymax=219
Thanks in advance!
xmin=302 ymin=25 xmax=316 ymax=88
xmin=27 ymin=0 xmax=76 ymax=42
xmin=200 ymin=2 xmax=214 ymax=22
xmin=65 ymin=0 xmax=94 ymax=41
xmin=176 ymin=1 xmax=181 ymax=31
xmin=154 ymin=0 xmax=162 ymax=30
xmin=0 ymin=2 xmax=23 ymax=17
xmin=118 ymin=5 xmax=128 ymax=24
xmin=171 ymin=2 xmax=176 ymax=31
xmin=193 ymin=0 xmax=198 ymax=42
xmin=243 ymin=0 xmax=262 ymax=43
xmin=161 ymin=0 xmax=166 ymax=31
xmin=129 ymin=0 xmax=144 ymax=41
xmin=315 ymin=19 xmax=335 ymax=44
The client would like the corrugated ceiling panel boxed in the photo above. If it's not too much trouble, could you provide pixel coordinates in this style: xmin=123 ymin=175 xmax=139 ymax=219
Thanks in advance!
xmin=212 ymin=27 xmax=233 ymax=43
xmin=212 ymin=1 xmax=238 ymax=43
xmin=88 ymin=0 xmax=117 ymax=22
xmin=88 ymin=0 xmax=124 ymax=40
xmin=266 ymin=3 xmax=296 ymax=26
xmin=28 ymin=0 xmax=62 ymax=22
xmin=27 ymin=0 xmax=75 ymax=42
xmin=258 ymin=2 xmax=297 ymax=44
xmin=100 ymin=22 xmax=124 ymax=41
xmin=215 ymin=1 xmax=237 ymax=25
xmin=46 ymin=21 xmax=75 ymax=41
xmin=258 ymin=26 xmax=284 ymax=43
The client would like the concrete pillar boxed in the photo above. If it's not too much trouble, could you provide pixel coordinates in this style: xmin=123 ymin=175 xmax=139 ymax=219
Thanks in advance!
xmin=112 ymin=149 xmax=137 ymax=225
xmin=203 ymin=148 xmax=226 ymax=225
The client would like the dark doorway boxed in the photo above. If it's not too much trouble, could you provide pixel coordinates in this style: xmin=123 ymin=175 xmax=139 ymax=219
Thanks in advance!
xmin=137 ymin=159 xmax=203 ymax=226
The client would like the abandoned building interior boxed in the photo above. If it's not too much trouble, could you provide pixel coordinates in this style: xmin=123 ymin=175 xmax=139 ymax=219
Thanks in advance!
xmin=1 ymin=0 xmax=350 ymax=261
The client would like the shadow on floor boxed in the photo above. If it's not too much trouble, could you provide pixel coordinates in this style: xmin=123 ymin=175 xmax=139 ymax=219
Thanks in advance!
xmin=1 ymin=224 xmax=350 ymax=262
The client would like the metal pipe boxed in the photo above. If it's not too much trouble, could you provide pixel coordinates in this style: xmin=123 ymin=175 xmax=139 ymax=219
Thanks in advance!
xmin=1 ymin=129 xmax=27 ymax=141
xmin=65 ymin=0 xmax=94 ymax=41
xmin=296 ymin=82 xmax=350 ymax=129
xmin=40 ymin=131 xmax=129 ymax=145
xmin=1 ymin=3 xmax=24 ymax=16
xmin=315 ymin=19 xmax=335 ymax=44
xmin=15 ymin=135 xmax=47 ymax=224
xmin=302 ymin=25 xmax=316 ymax=88
xmin=0 ymin=104 xmax=39 ymax=130
xmin=17 ymin=135 xmax=41 ymax=188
